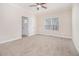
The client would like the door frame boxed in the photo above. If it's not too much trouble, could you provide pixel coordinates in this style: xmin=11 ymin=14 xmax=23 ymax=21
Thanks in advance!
xmin=22 ymin=16 xmax=28 ymax=37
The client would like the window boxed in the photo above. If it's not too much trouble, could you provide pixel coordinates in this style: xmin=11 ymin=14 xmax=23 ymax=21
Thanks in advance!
xmin=44 ymin=17 xmax=59 ymax=31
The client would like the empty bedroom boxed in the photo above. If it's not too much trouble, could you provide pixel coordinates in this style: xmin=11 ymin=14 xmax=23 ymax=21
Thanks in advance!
xmin=0 ymin=3 xmax=79 ymax=56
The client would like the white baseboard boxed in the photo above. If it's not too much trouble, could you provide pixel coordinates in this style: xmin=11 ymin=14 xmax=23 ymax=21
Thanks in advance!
xmin=28 ymin=33 xmax=36 ymax=36
xmin=38 ymin=33 xmax=72 ymax=39
xmin=0 ymin=36 xmax=22 ymax=44
xmin=0 ymin=33 xmax=71 ymax=44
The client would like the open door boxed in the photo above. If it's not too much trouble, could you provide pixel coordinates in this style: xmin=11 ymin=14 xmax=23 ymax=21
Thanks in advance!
xmin=22 ymin=16 xmax=28 ymax=37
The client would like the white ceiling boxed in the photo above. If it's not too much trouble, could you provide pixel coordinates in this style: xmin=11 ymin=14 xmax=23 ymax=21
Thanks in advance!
xmin=14 ymin=3 xmax=72 ymax=14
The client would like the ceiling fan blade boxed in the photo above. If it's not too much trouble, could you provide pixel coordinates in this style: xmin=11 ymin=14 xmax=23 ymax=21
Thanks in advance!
xmin=36 ymin=3 xmax=40 ymax=5
xmin=41 ymin=3 xmax=46 ymax=5
xmin=41 ymin=5 xmax=47 ymax=9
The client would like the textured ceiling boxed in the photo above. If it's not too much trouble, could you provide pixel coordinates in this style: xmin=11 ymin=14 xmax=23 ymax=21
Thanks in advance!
xmin=14 ymin=3 xmax=72 ymax=14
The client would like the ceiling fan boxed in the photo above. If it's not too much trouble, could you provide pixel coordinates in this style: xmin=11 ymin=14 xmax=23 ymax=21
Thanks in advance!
xmin=29 ymin=3 xmax=47 ymax=10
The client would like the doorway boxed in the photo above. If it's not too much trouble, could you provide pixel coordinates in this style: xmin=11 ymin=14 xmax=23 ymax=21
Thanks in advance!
xmin=22 ymin=16 xmax=28 ymax=37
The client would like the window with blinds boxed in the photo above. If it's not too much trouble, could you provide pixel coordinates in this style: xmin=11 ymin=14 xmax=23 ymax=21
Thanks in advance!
xmin=44 ymin=17 xmax=59 ymax=31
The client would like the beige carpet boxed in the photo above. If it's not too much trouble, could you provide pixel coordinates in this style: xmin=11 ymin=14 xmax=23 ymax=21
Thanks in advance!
xmin=0 ymin=34 xmax=79 ymax=56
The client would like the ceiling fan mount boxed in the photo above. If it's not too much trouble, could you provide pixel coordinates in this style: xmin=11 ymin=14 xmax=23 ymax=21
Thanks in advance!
xmin=29 ymin=3 xmax=47 ymax=10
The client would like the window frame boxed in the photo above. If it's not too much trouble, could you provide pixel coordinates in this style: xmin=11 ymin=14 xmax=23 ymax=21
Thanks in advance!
xmin=44 ymin=17 xmax=59 ymax=31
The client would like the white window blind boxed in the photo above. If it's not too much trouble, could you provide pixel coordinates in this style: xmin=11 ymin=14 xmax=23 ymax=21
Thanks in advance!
xmin=45 ymin=17 xmax=59 ymax=31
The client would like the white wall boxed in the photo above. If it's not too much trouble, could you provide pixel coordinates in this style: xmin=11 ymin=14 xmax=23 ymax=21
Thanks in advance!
xmin=0 ymin=4 xmax=35 ymax=43
xmin=72 ymin=4 xmax=79 ymax=52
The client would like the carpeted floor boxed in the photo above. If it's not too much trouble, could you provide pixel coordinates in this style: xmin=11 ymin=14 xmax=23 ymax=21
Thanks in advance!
xmin=0 ymin=34 xmax=79 ymax=56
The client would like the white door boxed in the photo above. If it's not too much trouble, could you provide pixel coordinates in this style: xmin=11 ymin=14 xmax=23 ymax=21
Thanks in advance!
xmin=22 ymin=16 xmax=28 ymax=36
